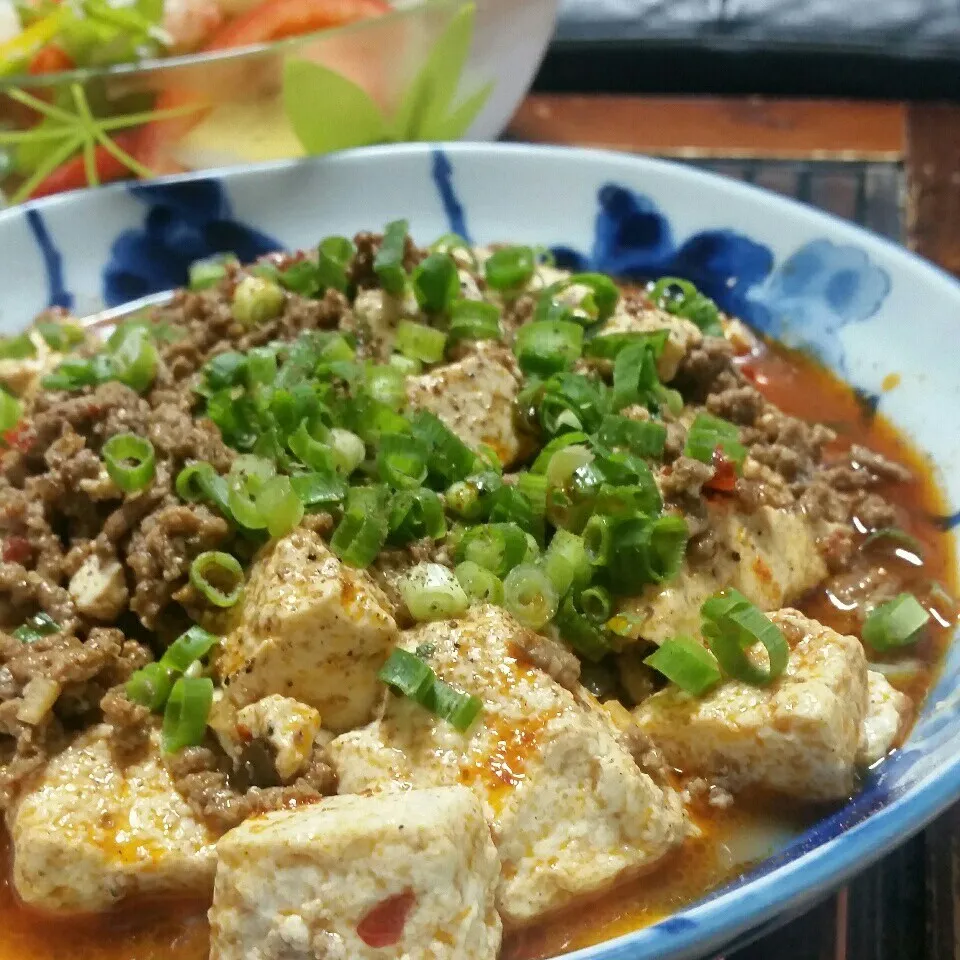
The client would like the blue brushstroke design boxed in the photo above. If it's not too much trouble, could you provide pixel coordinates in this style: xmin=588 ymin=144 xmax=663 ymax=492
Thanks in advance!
xmin=556 ymin=184 xmax=891 ymax=372
xmin=102 ymin=179 xmax=280 ymax=307
xmin=431 ymin=148 xmax=471 ymax=243
xmin=853 ymin=388 xmax=881 ymax=421
xmin=25 ymin=209 xmax=73 ymax=310
xmin=933 ymin=510 xmax=960 ymax=531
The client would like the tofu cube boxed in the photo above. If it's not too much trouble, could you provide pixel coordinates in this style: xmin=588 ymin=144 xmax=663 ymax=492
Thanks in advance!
xmin=618 ymin=502 xmax=828 ymax=644
xmin=857 ymin=670 xmax=912 ymax=767
xmin=69 ymin=554 xmax=128 ymax=621
xmin=405 ymin=342 xmax=530 ymax=469
xmin=217 ymin=529 xmax=398 ymax=732
xmin=209 ymin=786 xmax=501 ymax=960
xmin=330 ymin=605 xmax=684 ymax=926
xmin=234 ymin=695 xmax=323 ymax=782
xmin=635 ymin=609 xmax=868 ymax=800
xmin=8 ymin=723 xmax=219 ymax=912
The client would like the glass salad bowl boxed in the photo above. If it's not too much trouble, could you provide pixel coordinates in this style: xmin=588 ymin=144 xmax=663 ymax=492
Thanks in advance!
xmin=0 ymin=0 xmax=557 ymax=205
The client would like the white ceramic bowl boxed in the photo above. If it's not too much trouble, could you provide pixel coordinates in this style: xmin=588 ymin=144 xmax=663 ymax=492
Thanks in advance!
xmin=2 ymin=143 xmax=958 ymax=960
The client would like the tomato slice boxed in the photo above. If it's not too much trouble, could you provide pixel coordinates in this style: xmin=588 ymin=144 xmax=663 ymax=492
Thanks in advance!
xmin=27 ymin=44 xmax=74 ymax=75
xmin=204 ymin=0 xmax=389 ymax=49
xmin=27 ymin=131 xmax=141 ymax=199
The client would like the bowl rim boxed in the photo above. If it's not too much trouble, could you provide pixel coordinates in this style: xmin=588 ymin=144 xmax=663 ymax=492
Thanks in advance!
xmin=5 ymin=141 xmax=960 ymax=960
xmin=0 ymin=0 xmax=460 ymax=88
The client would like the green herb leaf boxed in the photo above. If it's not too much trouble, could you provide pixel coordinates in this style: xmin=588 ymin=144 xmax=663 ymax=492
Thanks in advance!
xmin=283 ymin=59 xmax=388 ymax=155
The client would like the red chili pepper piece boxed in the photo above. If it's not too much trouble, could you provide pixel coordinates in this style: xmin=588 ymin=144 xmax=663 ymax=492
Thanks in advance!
xmin=28 ymin=131 xmax=141 ymax=200
xmin=3 ymin=423 xmax=34 ymax=453
xmin=3 ymin=536 xmax=33 ymax=564
xmin=27 ymin=44 xmax=74 ymax=74
xmin=705 ymin=450 xmax=737 ymax=493
xmin=356 ymin=889 xmax=416 ymax=948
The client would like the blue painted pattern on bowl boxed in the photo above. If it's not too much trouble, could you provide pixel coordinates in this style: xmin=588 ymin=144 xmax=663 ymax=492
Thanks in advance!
xmin=1 ymin=143 xmax=958 ymax=960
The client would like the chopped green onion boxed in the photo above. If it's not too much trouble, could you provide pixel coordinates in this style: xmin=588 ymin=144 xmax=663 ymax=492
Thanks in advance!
xmin=488 ymin=485 xmax=542 ymax=538
xmin=232 ymin=275 xmax=285 ymax=326
xmin=503 ymin=563 xmax=558 ymax=629
xmin=514 ymin=320 xmax=584 ymax=377
xmin=536 ymin=274 xmax=620 ymax=326
xmin=378 ymin=648 xmax=433 ymax=700
xmin=329 ymin=429 xmax=366 ymax=476
xmin=542 ymin=530 xmax=591 ymax=596
xmin=126 ymin=662 xmax=174 ymax=711
xmin=290 ymin=470 xmax=347 ymax=511
xmin=0 ymin=389 xmax=21 ymax=433
xmin=36 ymin=322 xmax=84 ymax=353
xmin=160 ymin=625 xmax=219 ymax=674
xmin=607 ymin=514 xmax=688 ymax=592
xmin=545 ymin=445 xmax=594 ymax=490
xmin=330 ymin=488 xmax=389 ymax=568
xmin=430 ymin=233 xmax=477 ymax=267
xmin=597 ymin=414 xmax=667 ymax=459
xmin=484 ymin=246 xmax=535 ymax=291
xmin=684 ymin=412 xmax=747 ymax=470
xmin=378 ymin=433 xmax=429 ymax=489
xmin=860 ymin=527 xmax=925 ymax=555
xmin=316 ymin=236 xmax=355 ymax=293
xmin=102 ymin=433 xmax=155 ymax=493
xmin=579 ymin=585 xmax=613 ymax=622
xmin=288 ymin=421 xmax=335 ymax=473
xmin=448 ymin=300 xmax=502 ymax=345
xmin=554 ymin=593 xmax=610 ymax=662
xmin=583 ymin=514 xmax=614 ymax=567
xmin=515 ymin=473 xmax=548 ymax=516
xmin=445 ymin=472 xmax=503 ymax=521
xmin=701 ymin=588 xmax=788 ymax=686
xmin=412 ymin=253 xmax=459 ymax=314
xmin=396 ymin=320 xmax=447 ymax=364
xmin=256 ymin=476 xmax=304 ymax=538
xmin=188 ymin=253 xmax=237 ymax=291
xmin=455 ymin=522 xmax=528 ymax=578
xmin=656 ymin=384 xmax=684 ymax=416
xmin=200 ymin=352 xmax=247 ymax=393
xmin=162 ymin=676 xmax=213 ymax=753
xmin=862 ymin=592 xmax=931 ymax=651
xmin=455 ymin=560 xmax=504 ymax=605
xmin=425 ymin=681 xmax=484 ymax=732
xmin=176 ymin=462 xmax=230 ymax=518
xmin=532 ymin=432 xmax=591 ymax=474
xmin=227 ymin=456 xmax=276 ymax=530
xmin=12 ymin=612 xmax=60 ymax=643
xmin=409 ymin=412 xmax=476 ymax=489
xmin=583 ymin=330 xmax=669 ymax=361
xmin=389 ymin=353 xmax=422 ymax=376
xmin=189 ymin=551 xmax=244 ymax=608
xmin=538 ymin=373 xmax=607 ymax=437
xmin=388 ymin=488 xmax=447 ymax=544
xmin=365 ymin=364 xmax=407 ymax=411
xmin=611 ymin=340 xmax=659 ymax=412
xmin=110 ymin=325 xmax=158 ymax=394
xmin=649 ymin=277 xmax=723 ymax=336
xmin=644 ymin=635 xmax=722 ymax=695
xmin=374 ymin=219 xmax=409 ymax=295
xmin=400 ymin=562 xmax=470 ymax=621
xmin=0 ymin=333 xmax=36 ymax=360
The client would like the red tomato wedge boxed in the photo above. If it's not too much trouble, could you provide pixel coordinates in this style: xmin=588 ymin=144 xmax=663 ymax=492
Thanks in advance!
xmin=27 ymin=131 xmax=141 ymax=199
xmin=27 ymin=44 xmax=74 ymax=74
xmin=204 ymin=0 xmax=389 ymax=49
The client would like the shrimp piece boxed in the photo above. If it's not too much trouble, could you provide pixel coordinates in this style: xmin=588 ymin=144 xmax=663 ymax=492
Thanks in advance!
xmin=161 ymin=0 xmax=224 ymax=52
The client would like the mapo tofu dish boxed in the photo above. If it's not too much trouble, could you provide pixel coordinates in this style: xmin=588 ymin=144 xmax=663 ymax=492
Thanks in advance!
xmin=0 ymin=224 xmax=951 ymax=960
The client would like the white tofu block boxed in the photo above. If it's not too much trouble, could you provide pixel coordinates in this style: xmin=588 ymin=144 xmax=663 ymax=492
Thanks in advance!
xmin=8 ymin=723 xmax=218 ymax=912
xmin=330 ymin=605 xmax=684 ymax=926
xmin=405 ymin=342 xmax=529 ymax=469
xmin=217 ymin=529 xmax=398 ymax=732
xmin=209 ymin=786 xmax=501 ymax=960
xmin=235 ymin=695 xmax=322 ymax=782
xmin=635 ymin=609 xmax=869 ymax=801
xmin=618 ymin=502 xmax=829 ymax=644
xmin=857 ymin=670 xmax=912 ymax=767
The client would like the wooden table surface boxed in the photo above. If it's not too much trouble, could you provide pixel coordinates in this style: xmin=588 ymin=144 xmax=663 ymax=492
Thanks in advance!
xmin=506 ymin=95 xmax=960 ymax=960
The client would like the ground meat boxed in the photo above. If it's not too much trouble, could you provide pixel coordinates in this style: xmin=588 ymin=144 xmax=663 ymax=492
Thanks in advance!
xmin=166 ymin=742 xmax=337 ymax=832
xmin=371 ymin=539 xmax=448 ymax=625
xmin=348 ymin=232 xmax=422 ymax=290
xmin=706 ymin=383 xmax=766 ymax=426
xmin=854 ymin=492 xmax=900 ymax=531
xmin=510 ymin=632 xmax=581 ymax=691
xmin=848 ymin=444 xmax=913 ymax=484
xmin=100 ymin=685 xmax=151 ymax=761
xmin=658 ymin=457 xmax=714 ymax=502
xmin=674 ymin=337 xmax=735 ymax=401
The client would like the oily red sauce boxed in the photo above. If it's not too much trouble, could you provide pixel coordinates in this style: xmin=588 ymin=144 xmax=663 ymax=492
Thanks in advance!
xmin=0 ymin=341 xmax=952 ymax=960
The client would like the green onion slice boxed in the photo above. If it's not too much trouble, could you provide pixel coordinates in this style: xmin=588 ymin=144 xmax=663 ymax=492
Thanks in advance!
xmin=388 ymin=487 xmax=447 ymax=545
xmin=412 ymin=253 xmax=459 ymax=314
xmin=374 ymin=219 xmax=409 ymax=295
xmin=542 ymin=529 xmax=591 ymax=596
xmin=555 ymin=593 xmax=610 ymax=662
xmin=0 ymin=333 xmax=36 ymax=360
xmin=110 ymin=325 xmax=158 ymax=394
xmin=396 ymin=320 xmax=447 ymax=364
xmin=160 ymin=625 xmax=219 ymax=674
xmin=579 ymin=584 xmax=613 ymax=622
xmin=162 ymin=676 xmax=214 ymax=753
xmin=503 ymin=563 xmax=558 ymax=630
xmin=256 ymin=475 xmax=305 ymax=538
xmin=291 ymin=470 xmax=347 ymax=511
xmin=532 ymin=432 xmax=591 ymax=474
xmin=701 ymin=588 xmax=788 ymax=686
xmin=126 ymin=662 xmax=174 ymax=711
xmin=400 ymin=562 xmax=470 ymax=621
xmin=455 ymin=522 xmax=528 ymax=578
xmin=860 ymin=527 xmax=925 ymax=556
xmin=188 ymin=253 xmax=237 ymax=291
xmin=189 ymin=551 xmax=244 ymax=608
xmin=12 ymin=612 xmax=60 ymax=643
xmin=597 ymin=414 xmax=667 ymax=459
xmin=365 ymin=364 xmax=407 ymax=411
xmin=484 ymin=246 xmax=535 ymax=291
xmin=0 ymin=389 xmax=22 ymax=433
xmin=862 ymin=592 xmax=931 ymax=652
xmin=684 ymin=411 xmax=747 ymax=470
xmin=102 ymin=433 xmax=156 ymax=493
xmin=514 ymin=320 xmax=584 ymax=377
xmin=377 ymin=433 xmax=429 ymax=490
xmin=448 ymin=300 xmax=502 ymax=345
xmin=409 ymin=411 xmax=476 ymax=489
xmin=455 ymin=561 xmax=504 ymax=605
xmin=330 ymin=488 xmax=389 ymax=568
xmin=649 ymin=277 xmax=723 ymax=336
xmin=644 ymin=635 xmax=722 ymax=695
